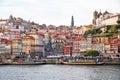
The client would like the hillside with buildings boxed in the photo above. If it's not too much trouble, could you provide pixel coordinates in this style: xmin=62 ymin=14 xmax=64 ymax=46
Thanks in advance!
xmin=0 ymin=10 xmax=120 ymax=63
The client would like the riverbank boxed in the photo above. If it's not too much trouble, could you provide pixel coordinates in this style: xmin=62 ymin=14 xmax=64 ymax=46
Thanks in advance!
xmin=46 ymin=61 xmax=120 ymax=65
xmin=105 ymin=62 xmax=120 ymax=65
xmin=0 ymin=62 xmax=46 ymax=65
xmin=1 ymin=61 xmax=120 ymax=65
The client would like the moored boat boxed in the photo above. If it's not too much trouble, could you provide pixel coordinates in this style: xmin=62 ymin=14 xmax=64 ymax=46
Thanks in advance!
xmin=0 ymin=62 xmax=46 ymax=65
xmin=13 ymin=62 xmax=46 ymax=65
xmin=62 ymin=61 xmax=105 ymax=65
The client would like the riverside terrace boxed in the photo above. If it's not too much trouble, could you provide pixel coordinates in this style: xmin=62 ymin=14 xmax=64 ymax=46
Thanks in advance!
xmin=0 ymin=55 xmax=120 ymax=65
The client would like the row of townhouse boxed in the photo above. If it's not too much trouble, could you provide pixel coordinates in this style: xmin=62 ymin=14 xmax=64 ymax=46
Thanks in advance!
xmin=0 ymin=29 xmax=120 ymax=58
xmin=64 ymin=35 xmax=120 ymax=58
xmin=0 ymin=38 xmax=12 ymax=55
xmin=0 ymin=28 xmax=43 ymax=57
xmin=0 ymin=15 xmax=120 ymax=58
xmin=0 ymin=36 xmax=43 ymax=58
xmin=0 ymin=29 xmax=68 ymax=58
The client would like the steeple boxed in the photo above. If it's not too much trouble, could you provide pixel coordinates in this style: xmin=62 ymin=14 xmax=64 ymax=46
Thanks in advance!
xmin=98 ymin=9 xmax=102 ymax=18
xmin=9 ymin=14 xmax=13 ymax=20
xmin=71 ymin=16 xmax=74 ymax=28
xmin=93 ymin=10 xmax=98 ymax=25
xmin=93 ymin=10 xmax=98 ymax=19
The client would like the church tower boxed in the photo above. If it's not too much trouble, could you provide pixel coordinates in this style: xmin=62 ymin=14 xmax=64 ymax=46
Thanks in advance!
xmin=71 ymin=16 xmax=74 ymax=28
xmin=93 ymin=10 xmax=98 ymax=25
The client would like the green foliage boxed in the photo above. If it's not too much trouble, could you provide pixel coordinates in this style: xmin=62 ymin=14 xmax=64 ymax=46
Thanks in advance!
xmin=16 ymin=25 xmax=19 ymax=29
xmin=106 ymin=25 xmax=111 ymax=31
xmin=91 ymin=29 xmax=96 ymax=34
xmin=84 ymin=25 xmax=118 ymax=37
xmin=99 ymin=25 xmax=118 ymax=37
xmin=85 ymin=50 xmax=100 ymax=57
xmin=114 ymin=30 xmax=118 ymax=34
xmin=97 ymin=29 xmax=102 ymax=34
xmin=116 ymin=25 xmax=120 ymax=28
xmin=108 ymin=25 xmax=116 ymax=33
xmin=84 ymin=28 xmax=103 ymax=37
xmin=84 ymin=30 xmax=91 ymax=37
xmin=117 ymin=19 xmax=120 ymax=24
xmin=106 ymin=33 xmax=113 ymax=37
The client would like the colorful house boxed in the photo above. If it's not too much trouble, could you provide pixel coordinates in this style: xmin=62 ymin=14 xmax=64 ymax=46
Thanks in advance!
xmin=72 ymin=36 xmax=86 ymax=56
xmin=22 ymin=36 xmax=35 ymax=55
xmin=12 ymin=38 xmax=22 ymax=55
xmin=53 ymin=37 xmax=64 ymax=56
xmin=64 ymin=38 xmax=73 ymax=56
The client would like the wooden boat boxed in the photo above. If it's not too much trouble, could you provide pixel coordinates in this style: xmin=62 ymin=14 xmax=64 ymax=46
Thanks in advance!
xmin=62 ymin=61 xmax=105 ymax=65
xmin=0 ymin=62 xmax=46 ymax=65
xmin=13 ymin=62 xmax=46 ymax=65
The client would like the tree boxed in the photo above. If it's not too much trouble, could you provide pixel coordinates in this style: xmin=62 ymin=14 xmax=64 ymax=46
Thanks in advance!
xmin=114 ymin=30 xmax=118 ymax=34
xmin=108 ymin=25 xmax=116 ymax=33
xmin=91 ymin=29 xmax=96 ymax=35
xmin=106 ymin=25 xmax=111 ymax=31
xmin=116 ymin=25 xmax=120 ymax=29
xmin=84 ymin=30 xmax=92 ymax=37
xmin=117 ymin=19 xmax=120 ymax=25
xmin=85 ymin=50 xmax=100 ymax=57
xmin=16 ymin=25 xmax=19 ymax=29
xmin=97 ymin=29 xmax=102 ymax=34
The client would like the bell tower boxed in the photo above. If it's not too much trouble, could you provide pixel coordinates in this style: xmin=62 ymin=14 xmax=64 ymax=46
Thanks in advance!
xmin=71 ymin=16 xmax=74 ymax=28
xmin=93 ymin=10 xmax=98 ymax=25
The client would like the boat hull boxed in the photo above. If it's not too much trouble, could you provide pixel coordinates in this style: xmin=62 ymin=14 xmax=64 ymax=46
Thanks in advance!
xmin=62 ymin=62 xmax=105 ymax=65
xmin=0 ymin=62 xmax=46 ymax=65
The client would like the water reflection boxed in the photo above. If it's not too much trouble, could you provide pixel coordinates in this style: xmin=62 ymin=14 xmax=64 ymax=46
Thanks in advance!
xmin=0 ymin=65 xmax=120 ymax=80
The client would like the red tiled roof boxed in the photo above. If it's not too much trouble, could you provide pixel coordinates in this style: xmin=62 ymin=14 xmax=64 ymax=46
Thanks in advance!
xmin=65 ymin=46 xmax=71 ymax=48
xmin=103 ymin=14 xmax=120 ymax=20
xmin=66 ymin=39 xmax=72 ymax=42
xmin=111 ymin=44 xmax=118 ymax=46
xmin=73 ymin=36 xmax=86 ymax=41
xmin=0 ymin=29 xmax=10 ymax=32
xmin=26 ymin=32 xmax=37 ymax=35
xmin=37 ymin=31 xmax=44 ymax=35
xmin=0 ymin=19 xmax=7 ymax=22
xmin=92 ymin=38 xmax=99 ymax=43
xmin=84 ymin=24 xmax=93 ymax=28
xmin=9 ymin=30 xmax=20 ymax=32
xmin=109 ymin=38 xmax=118 ymax=44
xmin=22 ymin=36 xmax=35 ymax=40
xmin=13 ymin=38 xmax=21 ymax=40
xmin=1 ymin=38 xmax=12 ymax=44
xmin=55 ymin=37 xmax=64 ymax=40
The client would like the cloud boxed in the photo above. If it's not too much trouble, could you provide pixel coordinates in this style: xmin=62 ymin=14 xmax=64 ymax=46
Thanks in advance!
xmin=0 ymin=0 xmax=120 ymax=26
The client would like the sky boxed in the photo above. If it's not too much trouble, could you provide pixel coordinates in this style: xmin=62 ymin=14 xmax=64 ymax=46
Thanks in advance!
xmin=0 ymin=0 xmax=120 ymax=26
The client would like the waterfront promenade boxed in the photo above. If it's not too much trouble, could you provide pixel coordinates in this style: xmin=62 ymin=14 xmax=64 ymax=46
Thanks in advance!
xmin=0 ymin=57 xmax=120 ymax=65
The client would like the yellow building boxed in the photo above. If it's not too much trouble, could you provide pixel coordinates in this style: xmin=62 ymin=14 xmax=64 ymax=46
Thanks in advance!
xmin=22 ymin=36 xmax=35 ymax=54
xmin=12 ymin=38 xmax=22 ymax=55
xmin=72 ymin=36 xmax=86 ymax=56
xmin=84 ymin=25 xmax=93 ymax=31
xmin=73 ymin=26 xmax=86 ymax=35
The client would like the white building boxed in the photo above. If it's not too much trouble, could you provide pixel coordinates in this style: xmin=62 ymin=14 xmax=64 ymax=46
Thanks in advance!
xmin=101 ymin=14 xmax=120 ymax=26
xmin=93 ymin=10 xmax=120 ymax=28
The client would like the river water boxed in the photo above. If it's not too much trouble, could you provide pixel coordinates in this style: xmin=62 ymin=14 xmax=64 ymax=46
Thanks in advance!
xmin=0 ymin=65 xmax=120 ymax=80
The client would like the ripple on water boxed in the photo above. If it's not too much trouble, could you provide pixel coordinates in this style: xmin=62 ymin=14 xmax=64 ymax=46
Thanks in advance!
xmin=0 ymin=65 xmax=120 ymax=80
